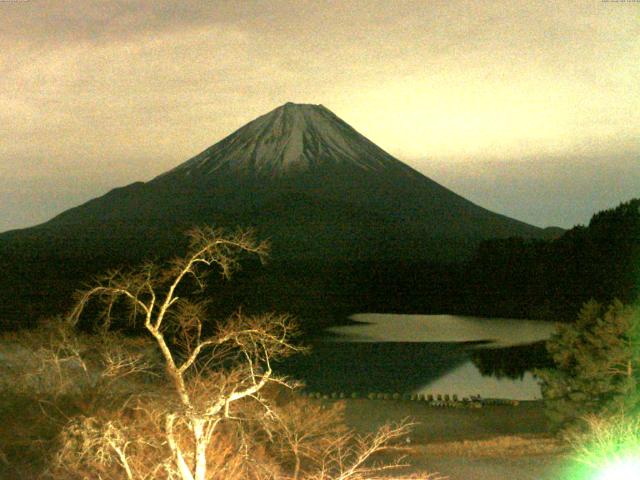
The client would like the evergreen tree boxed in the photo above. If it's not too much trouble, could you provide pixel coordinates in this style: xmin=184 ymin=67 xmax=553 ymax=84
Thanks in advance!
xmin=536 ymin=300 xmax=640 ymax=430
xmin=462 ymin=198 xmax=640 ymax=321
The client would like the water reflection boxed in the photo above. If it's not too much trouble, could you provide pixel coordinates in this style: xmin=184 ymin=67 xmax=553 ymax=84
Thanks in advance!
xmin=279 ymin=314 xmax=555 ymax=400
xmin=281 ymin=340 xmax=472 ymax=393
xmin=470 ymin=341 xmax=553 ymax=380
xmin=338 ymin=313 xmax=556 ymax=346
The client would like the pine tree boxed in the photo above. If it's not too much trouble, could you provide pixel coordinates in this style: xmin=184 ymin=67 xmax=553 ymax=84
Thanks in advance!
xmin=536 ymin=299 xmax=640 ymax=430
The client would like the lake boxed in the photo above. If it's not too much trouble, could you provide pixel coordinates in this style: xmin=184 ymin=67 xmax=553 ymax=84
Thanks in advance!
xmin=280 ymin=314 xmax=557 ymax=400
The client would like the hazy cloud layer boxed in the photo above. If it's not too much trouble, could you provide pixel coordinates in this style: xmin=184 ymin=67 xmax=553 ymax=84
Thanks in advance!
xmin=425 ymin=153 xmax=640 ymax=228
xmin=1 ymin=0 xmax=638 ymax=231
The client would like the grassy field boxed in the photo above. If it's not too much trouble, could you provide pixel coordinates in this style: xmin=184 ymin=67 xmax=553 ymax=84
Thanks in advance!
xmin=1 ymin=391 xmax=568 ymax=479
xmin=338 ymin=398 xmax=568 ymax=479
xmin=341 ymin=398 xmax=552 ymax=442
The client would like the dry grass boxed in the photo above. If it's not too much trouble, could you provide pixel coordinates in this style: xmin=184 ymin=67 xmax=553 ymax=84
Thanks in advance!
xmin=414 ymin=434 xmax=566 ymax=459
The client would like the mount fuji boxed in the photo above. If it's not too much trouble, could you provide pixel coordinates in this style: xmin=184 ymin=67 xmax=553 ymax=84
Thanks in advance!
xmin=162 ymin=102 xmax=399 ymax=177
xmin=0 ymin=102 xmax=555 ymax=325
xmin=5 ymin=103 xmax=548 ymax=259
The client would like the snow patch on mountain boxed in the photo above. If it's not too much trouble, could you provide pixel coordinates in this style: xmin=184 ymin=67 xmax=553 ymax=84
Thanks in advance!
xmin=160 ymin=102 xmax=403 ymax=179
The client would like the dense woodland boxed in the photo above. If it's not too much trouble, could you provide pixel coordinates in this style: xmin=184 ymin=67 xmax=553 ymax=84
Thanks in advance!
xmin=0 ymin=199 xmax=638 ymax=331
xmin=260 ymin=198 xmax=640 ymax=324
xmin=457 ymin=198 xmax=640 ymax=320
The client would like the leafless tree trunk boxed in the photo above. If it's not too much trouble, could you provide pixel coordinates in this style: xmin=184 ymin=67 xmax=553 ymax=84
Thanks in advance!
xmin=53 ymin=226 xmax=437 ymax=480
xmin=69 ymin=227 xmax=303 ymax=480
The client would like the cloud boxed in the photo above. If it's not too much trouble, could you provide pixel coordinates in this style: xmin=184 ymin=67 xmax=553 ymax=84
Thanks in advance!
xmin=0 ymin=0 xmax=638 ymax=231
xmin=423 ymin=152 xmax=640 ymax=228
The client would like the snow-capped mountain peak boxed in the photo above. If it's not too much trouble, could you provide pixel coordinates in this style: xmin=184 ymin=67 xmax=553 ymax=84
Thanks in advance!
xmin=162 ymin=102 xmax=401 ymax=179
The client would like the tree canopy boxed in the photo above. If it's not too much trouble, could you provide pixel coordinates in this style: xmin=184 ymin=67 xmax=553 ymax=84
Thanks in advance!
xmin=536 ymin=300 xmax=640 ymax=430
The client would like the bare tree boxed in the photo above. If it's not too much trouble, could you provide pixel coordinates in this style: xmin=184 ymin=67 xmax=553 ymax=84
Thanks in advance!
xmin=67 ymin=227 xmax=304 ymax=480
xmin=269 ymin=397 xmax=348 ymax=479
xmin=55 ymin=227 xmax=438 ymax=480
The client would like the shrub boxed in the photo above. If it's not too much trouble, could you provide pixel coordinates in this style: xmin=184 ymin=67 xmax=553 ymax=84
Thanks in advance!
xmin=536 ymin=300 xmax=640 ymax=430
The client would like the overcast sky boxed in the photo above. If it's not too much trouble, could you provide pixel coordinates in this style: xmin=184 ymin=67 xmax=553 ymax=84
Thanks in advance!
xmin=1 ymin=0 xmax=638 ymax=232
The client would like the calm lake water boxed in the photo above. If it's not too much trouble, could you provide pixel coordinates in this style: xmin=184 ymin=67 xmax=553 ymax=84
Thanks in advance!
xmin=281 ymin=314 xmax=557 ymax=400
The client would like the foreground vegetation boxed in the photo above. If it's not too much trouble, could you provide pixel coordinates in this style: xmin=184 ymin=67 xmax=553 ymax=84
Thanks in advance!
xmin=1 ymin=228 xmax=437 ymax=479
xmin=2 ymin=221 xmax=638 ymax=478
xmin=536 ymin=299 xmax=640 ymax=478
xmin=537 ymin=300 xmax=640 ymax=431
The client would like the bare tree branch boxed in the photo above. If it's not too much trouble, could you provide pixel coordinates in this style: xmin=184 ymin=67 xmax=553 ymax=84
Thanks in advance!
xmin=46 ymin=227 xmax=433 ymax=480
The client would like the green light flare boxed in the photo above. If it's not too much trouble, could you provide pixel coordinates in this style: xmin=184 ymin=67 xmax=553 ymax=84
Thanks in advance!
xmin=595 ymin=457 xmax=640 ymax=480
xmin=562 ymin=413 xmax=640 ymax=480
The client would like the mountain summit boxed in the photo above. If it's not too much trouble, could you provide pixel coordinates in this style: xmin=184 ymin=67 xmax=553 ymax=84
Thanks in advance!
xmin=161 ymin=102 xmax=401 ymax=179
xmin=3 ymin=101 xmax=550 ymax=263
xmin=0 ymin=102 xmax=557 ymax=325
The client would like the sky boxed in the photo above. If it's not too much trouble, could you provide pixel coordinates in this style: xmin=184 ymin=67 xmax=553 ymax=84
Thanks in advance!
xmin=1 ymin=0 xmax=638 ymax=232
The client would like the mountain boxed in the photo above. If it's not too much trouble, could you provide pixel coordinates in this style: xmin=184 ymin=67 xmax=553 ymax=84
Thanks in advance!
xmin=4 ymin=103 xmax=548 ymax=259
xmin=161 ymin=102 xmax=399 ymax=177
xmin=0 ymin=102 xmax=556 ymax=327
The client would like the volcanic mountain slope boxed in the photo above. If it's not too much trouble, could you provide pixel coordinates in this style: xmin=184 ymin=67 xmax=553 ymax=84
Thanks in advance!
xmin=2 ymin=102 xmax=548 ymax=262
xmin=0 ymin=102 xmax=559 ymax=326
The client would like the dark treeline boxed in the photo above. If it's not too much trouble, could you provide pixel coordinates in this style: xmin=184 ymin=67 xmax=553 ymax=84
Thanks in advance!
xmin=1 ymin=199 xmax=638 ymax=331
xmin=456 ymin=198 xmax=640 ymax=321
xmin=255 ymin=198 xmax=639 ymax=324
xmin=185 ymin=195 xmax=640 ymax=328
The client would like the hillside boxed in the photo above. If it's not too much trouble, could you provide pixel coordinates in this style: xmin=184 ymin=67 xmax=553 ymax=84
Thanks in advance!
xmin=0 ymin=103 xmax=554 ymax=327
